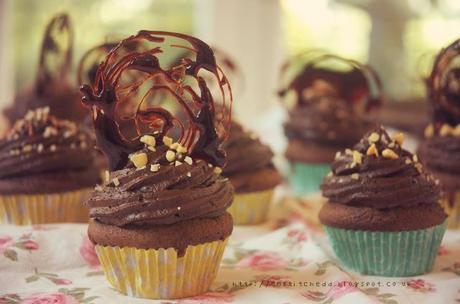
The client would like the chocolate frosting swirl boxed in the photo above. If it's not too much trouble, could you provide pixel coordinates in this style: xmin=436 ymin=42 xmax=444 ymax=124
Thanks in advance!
xmin=0 ymin=107 xmax=94 ymax=179
xmin=321 ymin=127 xmax=440 ymax=209
xmin=419 ymin=125 xmax=460 ymax=194
xmin=86 ymin=139 xmax=234 ymax=227
xmin=223 ymin=122 xmax=274 ymax=175
xmin=284 ymin=96 xmax=375 ymax=148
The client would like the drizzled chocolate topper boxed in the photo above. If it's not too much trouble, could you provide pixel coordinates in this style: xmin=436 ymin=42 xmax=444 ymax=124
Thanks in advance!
xmin=80 ymin=31 xmax=232 ymax=172
xmin=428 ymin=39 xmax=460 ymax=125
xmin=36 ymin=13 xmax=73 ymax=96
xmin=279 ymin=52 xmax=383 ymax=112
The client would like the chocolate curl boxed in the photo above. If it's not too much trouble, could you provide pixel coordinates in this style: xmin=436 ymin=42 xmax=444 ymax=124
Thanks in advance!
xmin=81 ymin=31 xmax=232 ymax=171
xmin=278 ymin=52 xmax=383 ymax=112
xmin=36 ymin=13 xmax=73 ymax=96
xmin=428 ymin=39 xmax=460 ymax=125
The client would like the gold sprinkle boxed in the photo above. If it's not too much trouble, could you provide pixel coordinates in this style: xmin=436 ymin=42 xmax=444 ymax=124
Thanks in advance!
xmin=140 ymin=135 xmax=156 ymax=147
xmin=170 ymin=142 xmax=179 ymax=150
xmin=166 ymin=150 xmax=176 ymax=162
xmin=393 ymin=132 xmax=404 ymax=146
xmin=368 ymin=132 xmax=380 ymax=143
xmin=382 ymin=148 xmax=398 ymax=159
xmin=147 ymin=146 xmax=156 ymax=152
xmin=327 ymin=171 xmax=333 ymax=177
xmin=43 ymin=127 xmax=57 ymax=138
xmin=388 ymin=142 xmax=395 ymax=148
xmin=351 ymin=173 xmax=359 ymax=180
xmin=440 ymin=124 xmax=453 ymax=137
xmin=352 ymin=151 xmax=362 ymax=164
xmin=345 ymin=149 xmax=353 ymax=155
xmin=23 ymin=145 xmax=32 ymax=152
xmin=184 ymin=156 xmax=193 ymax=165
xmin=105 ymin=170 xmax=110 ymax=183
xmin=113 ymin=178 xmax=120 ymax=187
xmin=405 ymin=158 xmax=412 ymax=165
xmin=415 ymin=162 xmax=423 ymax=173
xmin=150 ymin=164 xmax=160 ymax=172
xmin=424 ymin=124 xmax=434 ymax=138
xmin=129 ymin=152 xmax=148 ymax=168
xmin=175 ymin=160 xmax=183 ymax=167
xmin=453 ymin=124 xmax=460 ymax=137
xmin=413 ymin=154 xmax=419 ymax=163
xmin=95 ymin=185 xmax=103 ymax=192
xmin=176 ymin=144 xmax=187 ymax=154
xmin=163 ymin=136 xmax=173 ymax=146
xmin=366 ymin=143 xmax=378 ymax=156
xmin=214 ymin=167 xmax=222 ymax=174
xmin=80 ymin=141 xmax=88 ymax=149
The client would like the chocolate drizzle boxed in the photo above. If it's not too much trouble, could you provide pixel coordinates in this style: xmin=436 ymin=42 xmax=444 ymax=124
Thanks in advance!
xmin=36 ymin=13 xmax=73 ymax=96
xmin=279 ymin=53 xmax=383 ymax=111
xmin=428 ymin=39 xmax=460 ymax=125
xmin=80 ymin=31 xmax=232 ymax=172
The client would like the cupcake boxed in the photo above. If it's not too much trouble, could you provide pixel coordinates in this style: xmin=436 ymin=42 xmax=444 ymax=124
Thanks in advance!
xmin=0 ymin=107 xmax=99 ymax=225
xmin=81 ymin=31 xmax=234 ymax=299
xmin=280 ymin=54 xmax=382 ymax=195
xmin=5 ymin=14 xmax=87 ymax=125
xmin=320 ymin=127 xmax=447 ymax=276
xmin=223 ymin=121 xmax=282 ymax=224
xmin=419 ymin=39 xmax=460 ymax=229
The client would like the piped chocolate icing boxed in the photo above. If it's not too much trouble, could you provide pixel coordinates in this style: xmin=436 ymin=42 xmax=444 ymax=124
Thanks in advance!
xmin=81 ymin=31 xmax=234 ymax=227
xmin=320 ymin=127 xmax=446 ymax=231
xmin=280 ymin=53 xmax=382 ymax=157
xmin=0 ymin=107 xmax=99 ymax=194
xmin=419 ymin=39 xmax=460 ymax=199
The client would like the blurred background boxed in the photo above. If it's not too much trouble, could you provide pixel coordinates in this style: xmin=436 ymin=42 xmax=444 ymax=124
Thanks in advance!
xmin=2 ymin=0 xmax=460 ymax=152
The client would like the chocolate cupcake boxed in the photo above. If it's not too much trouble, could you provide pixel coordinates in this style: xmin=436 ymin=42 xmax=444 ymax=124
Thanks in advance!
xmin=419 ymin=39 xmax=460 ymax=229
xmin=223 ymin=121 xmax=282 ymax=224
xmin=5 ymin=14 xmax=87 ymax=125
xmin=280 ymin=54 xmax=382 ymax=195
xmin=0 ymin=107 xmax=99 ymax=224
xmin=82 ymin=31 xmax=234 ymax=299
xmin=320 ymin=127 xmax=447 ymax=276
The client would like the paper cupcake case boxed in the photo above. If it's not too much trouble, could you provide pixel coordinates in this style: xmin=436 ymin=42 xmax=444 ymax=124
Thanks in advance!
xmin=324 ymin=221 xmax=447 ymax=277
xmin=95 ymin=238 xmax=228 ymax=299
xmin=288 ymin=162 xmax=330 ymax=195
xmin=227 ymin=189 xmax=274 ymax=225
xmin=0 ymin=189 xmax=91 ymax=225
xmin=441 ymin=193 xmax=460 ymax=229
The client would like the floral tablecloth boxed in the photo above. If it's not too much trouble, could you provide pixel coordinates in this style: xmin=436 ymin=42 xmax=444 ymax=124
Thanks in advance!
xmin=0 ymin=195 xmax=459 ymax=304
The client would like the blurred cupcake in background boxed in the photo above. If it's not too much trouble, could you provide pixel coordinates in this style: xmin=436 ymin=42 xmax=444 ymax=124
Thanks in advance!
xmin=4 ymin=13 xmax=88 ymax=126
xmin=0 ymin=107 xmax=99 ymax=225
xmin=82 ymin=31 xmax=234 ymax=299
xmin=279 ymin=53 xmax=383 ymax=195
xmin=320 ymin=126 xmax=446 ymax=276
xmin=419 ymin=39 xmax=460 ymax=229
xmin=223 ymin=121 xmax=282 ymax=225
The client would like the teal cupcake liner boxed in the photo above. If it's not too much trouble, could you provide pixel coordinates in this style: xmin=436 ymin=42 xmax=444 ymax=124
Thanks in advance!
xmin=324 ymin=221 xmax=447 ymax=277
xmin=288 ymin=162 xmax=330 ymax=195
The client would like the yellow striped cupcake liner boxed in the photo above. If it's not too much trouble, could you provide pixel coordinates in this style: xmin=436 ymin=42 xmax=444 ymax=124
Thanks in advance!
xmin=0 ymin=189 xmax=91 ymax=225
xmin=441 ymin=193 xmax=460 ymax=229
xmin=96 ymin=238 xmax=228 ymax=299
xmin=227 ymin=189 xmax=274 ymax=225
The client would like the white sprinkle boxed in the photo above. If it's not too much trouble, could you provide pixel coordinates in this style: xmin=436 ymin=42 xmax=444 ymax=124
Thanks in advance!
xmin=150 ymin=164 xmax=160 ymax=172
xmin=187 ymin=172 xmax=192 ymax=177
xmin=175 ymin=160 xmax=183 ymax=167
xmin=113 ymin=178 xmax=120 ymax=187
xmin=184 ymin=156 xmax=193 ymax=165
xmin=50 ymin=145 xmax=57 ymax=152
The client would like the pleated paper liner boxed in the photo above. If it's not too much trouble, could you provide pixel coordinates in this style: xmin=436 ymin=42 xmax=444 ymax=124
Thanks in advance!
xmin=324 ymin=221 xmax=447 ymax=277
xmin=288 ymin=162 xmax=330 ymax=195
xmin=0 ymin=189 xmax=91 ymax=225
xmin=227 ymin=189 xmax=274 ymax=225
xmin=440 ymin=193 xmax=460 ymax=229
xmin=96 ymin=238 xmax=228 ymax=299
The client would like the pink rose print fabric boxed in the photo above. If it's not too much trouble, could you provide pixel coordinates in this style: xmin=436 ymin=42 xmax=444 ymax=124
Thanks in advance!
xmin=0 ymin=200 xmax=459 ymax=304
